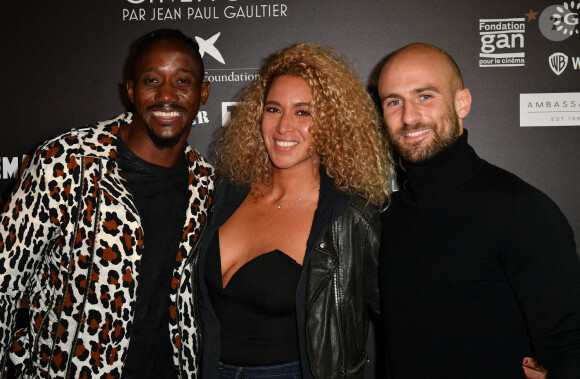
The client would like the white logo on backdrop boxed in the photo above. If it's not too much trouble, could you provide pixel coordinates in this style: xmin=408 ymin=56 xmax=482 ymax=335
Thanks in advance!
xmin=222 ymin=102 xmax=238 ymax=126
xmin=549 ymin=52 xmax=569 ymax=75
xmin=197 ymin=32 xmax=261 ymax=84
xmin=479 ymin=18 xmax=526 ymax=67
xmin=0 ymin=155 xmax=29 ymax=179
xmin=539 ymin=2 xmax=580 ymax=41
xmin=192 ymin=110 xmax=210 ymax=125
xmin=520 ymin=92 xmax=580 ymax=127
xmin=122 ymin=2 xmax=289 ymax=21
xmin=196 ymin=33 xmax=225 ymax=64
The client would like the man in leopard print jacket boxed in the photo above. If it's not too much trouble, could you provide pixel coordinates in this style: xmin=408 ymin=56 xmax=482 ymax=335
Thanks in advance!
xmin=0 ymin=29 xmax=213 ymax=378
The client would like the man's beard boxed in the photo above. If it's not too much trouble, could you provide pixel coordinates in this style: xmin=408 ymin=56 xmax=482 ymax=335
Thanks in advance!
xmin=145 ymin=102 xmax=189 ymax=148
xmin=387 ymin=110 xmax=461 ymax=164
xmin=146 ymin=125 xmax=187 ymax=148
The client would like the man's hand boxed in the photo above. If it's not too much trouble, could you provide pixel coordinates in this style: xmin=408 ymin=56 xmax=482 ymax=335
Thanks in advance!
xmin=522 ymin=357 xmax=547 ymax=379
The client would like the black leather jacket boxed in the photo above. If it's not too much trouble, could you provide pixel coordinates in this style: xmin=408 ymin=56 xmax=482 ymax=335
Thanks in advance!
xmin=197 ymin=170 xmax=381 ymax=378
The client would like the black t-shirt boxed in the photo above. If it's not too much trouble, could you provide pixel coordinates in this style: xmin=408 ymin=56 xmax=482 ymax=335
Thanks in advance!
xmin=117 ymin=139 xmax=188 ymax=379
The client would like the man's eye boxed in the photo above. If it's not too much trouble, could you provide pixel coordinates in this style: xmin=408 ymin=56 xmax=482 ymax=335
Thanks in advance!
xmin=420 ymin=94 xmax=432 ymax=100
xmin=144 ymin=78 xmax=157 ymax=84
xmin=388 ymin=100 xmax=400 ymax=106
xmin=177 ymin=79 xmax=191 ymax=84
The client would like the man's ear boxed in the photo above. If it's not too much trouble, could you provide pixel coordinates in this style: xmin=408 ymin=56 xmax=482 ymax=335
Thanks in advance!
xmin=126 ymin=81 xmax=135 ymax=104
xmin=454 ymin=88 xmax=472 ymax=119
xmin=199 ymin=82 xmax=210 ymax=106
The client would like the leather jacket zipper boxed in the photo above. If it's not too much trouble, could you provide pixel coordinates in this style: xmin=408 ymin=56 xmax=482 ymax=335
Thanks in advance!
xmin=334 ymin=267 xmax=348 ymax=376
xmin=332 ymin=222 xmax=349 ymax=377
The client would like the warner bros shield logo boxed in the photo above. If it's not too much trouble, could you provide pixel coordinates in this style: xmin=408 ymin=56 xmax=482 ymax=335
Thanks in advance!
xmin=549 ymin=52 xmax=568 ymax=75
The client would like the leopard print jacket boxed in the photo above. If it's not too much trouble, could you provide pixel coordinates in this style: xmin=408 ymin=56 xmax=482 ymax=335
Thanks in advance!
xmin=0 ymin=113 xmax=214 ymax=378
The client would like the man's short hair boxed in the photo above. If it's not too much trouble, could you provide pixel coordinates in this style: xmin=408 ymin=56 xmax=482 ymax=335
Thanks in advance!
xmin=130 ymin=28 xmax=204 ymax=80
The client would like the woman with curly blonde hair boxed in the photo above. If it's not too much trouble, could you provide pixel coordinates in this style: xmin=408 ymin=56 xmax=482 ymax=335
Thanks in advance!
xmin=217 ymin=44 xmax=389 ymax=204
xmin=197 ymin=44 xmax=391 ymax=379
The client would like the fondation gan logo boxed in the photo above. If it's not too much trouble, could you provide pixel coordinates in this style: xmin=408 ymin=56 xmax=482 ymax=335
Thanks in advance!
xmin=479 ymin=17 xmax=526 ymax=67
xmin=539 ymin=1 xmax=579 ymax=41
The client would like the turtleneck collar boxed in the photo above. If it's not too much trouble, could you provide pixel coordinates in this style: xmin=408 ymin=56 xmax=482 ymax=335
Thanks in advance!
xmin=399 ymin=130 xmax=485 ymax=200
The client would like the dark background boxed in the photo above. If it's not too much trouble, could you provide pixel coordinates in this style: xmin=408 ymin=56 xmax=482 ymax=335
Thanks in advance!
xmin=2 ymin=1 xmax=578 ymax=248
xmin=2 ymin=1 xmax=579 ymax=375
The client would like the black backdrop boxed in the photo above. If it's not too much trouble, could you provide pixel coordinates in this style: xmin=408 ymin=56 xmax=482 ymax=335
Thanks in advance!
xmin=2 ymin=1 xmax=578 ymax=248
xmin=2 ymin=1 xmax=579 ymax=376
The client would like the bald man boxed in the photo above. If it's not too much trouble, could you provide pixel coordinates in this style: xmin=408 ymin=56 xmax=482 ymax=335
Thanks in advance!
xmin=378 ymin=43 xmax=580 ymax=378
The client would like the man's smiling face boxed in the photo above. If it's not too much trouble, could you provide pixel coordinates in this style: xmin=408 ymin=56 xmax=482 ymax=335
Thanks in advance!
xmin=379 ymin=45 xmax=471 ymax=163
xmin=127 ymin=38 xmax=209 ymax=148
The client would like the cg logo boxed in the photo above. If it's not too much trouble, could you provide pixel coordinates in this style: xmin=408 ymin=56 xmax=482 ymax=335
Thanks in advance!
xmin=539 ymin=2 xmax=579 ymax=41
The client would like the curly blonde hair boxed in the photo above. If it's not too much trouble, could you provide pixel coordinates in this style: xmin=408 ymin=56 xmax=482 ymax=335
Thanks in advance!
xmin=216 ymin=43 xmax=391 ymax=205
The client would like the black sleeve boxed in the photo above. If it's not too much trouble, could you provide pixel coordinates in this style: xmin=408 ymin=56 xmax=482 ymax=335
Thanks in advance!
xmin=503 ymin=190 xmax=580 ymax=377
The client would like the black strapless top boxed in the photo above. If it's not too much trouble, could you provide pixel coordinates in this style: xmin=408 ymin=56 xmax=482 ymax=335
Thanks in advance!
xmin=205 ymin=231 xmax=302 ymax=366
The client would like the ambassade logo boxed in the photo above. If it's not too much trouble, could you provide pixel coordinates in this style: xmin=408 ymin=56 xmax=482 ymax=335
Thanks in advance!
xmin=520 ymin=92 xmax=580 ymax=127
xmin=479 ymin=18 xmax=525 ymax=67
xmin=548 ymin=52 xmax=580 ymax=75
xmin=539 ymin=2 xmax=579 ymax=41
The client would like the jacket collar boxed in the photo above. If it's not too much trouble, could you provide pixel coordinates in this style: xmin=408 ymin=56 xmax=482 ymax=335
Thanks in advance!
xmin=76 ymin=112 xmax=132 ymax=160
xmin=76 ymin=112 xmax=209 ymax=172
xmin=214 ymin=166 xmax=352 ymax=238
xmin=400 ymin=129 xmax=484 ymax=200
xmin=306 ymin=167 xmax=351 ymax=251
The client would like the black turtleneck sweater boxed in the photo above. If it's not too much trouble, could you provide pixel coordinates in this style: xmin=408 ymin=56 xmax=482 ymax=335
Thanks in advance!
xmin=380 ymin=131 xmax=580 ymax=378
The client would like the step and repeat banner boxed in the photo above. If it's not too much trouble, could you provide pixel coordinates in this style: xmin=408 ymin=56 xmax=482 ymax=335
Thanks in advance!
xmin=1 ymin=0 xmax=579 ymax=248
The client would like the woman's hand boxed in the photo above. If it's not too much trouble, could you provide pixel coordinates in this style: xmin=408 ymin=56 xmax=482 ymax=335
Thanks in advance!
xmin=522 ymin=357 xmax=547 ymax=379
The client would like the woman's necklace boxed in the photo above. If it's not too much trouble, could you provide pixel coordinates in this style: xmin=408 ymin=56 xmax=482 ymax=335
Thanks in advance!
xmin=271 ymin=183 xmax=319 ymax=209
